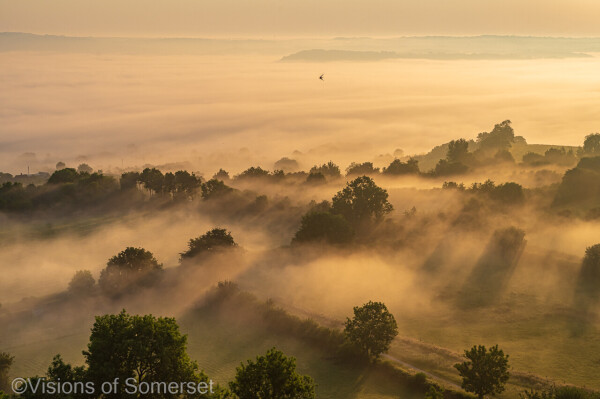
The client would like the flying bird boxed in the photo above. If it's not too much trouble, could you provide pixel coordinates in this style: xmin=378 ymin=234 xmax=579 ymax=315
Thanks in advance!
xmin=319 ymin=74 xmax=324 ymax=81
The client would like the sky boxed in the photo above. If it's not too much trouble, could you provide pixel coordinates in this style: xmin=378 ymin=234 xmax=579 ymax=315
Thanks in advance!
xmin=2 ymin=0 xmax=600 ymax=37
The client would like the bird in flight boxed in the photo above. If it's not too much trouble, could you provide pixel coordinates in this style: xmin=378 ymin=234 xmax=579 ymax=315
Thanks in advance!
xmin=319 ymin=74 xmax=324 ymax=81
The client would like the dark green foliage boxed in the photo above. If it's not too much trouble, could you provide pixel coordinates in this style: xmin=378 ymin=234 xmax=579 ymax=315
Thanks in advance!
xmin=0 ymin=352 xmax=14 ymax=393
xmin=425 ymin=385 xmax=445 ymax=399
xmin=476 ymin=120 xmax=515 ymax=150
xmin=292 ymin=211 xmax=354 ymax=245
xmin=98 ymin=247 xmax=163 ymax=296
xmin=229 ymin=348 xmax=315 ymax=399
xmin=0 ymin=182 xmax=32 ymax=211
xmin=309 ymin=161 xmax=341 ymax=178
xmin=583 ymin=133 xmax=600 ymax=156
xmin=180 ymin=228 xmax=237 ymax=260
xmin=454 ymin=345 xmax=510 ymax=399
xmin=82 ymin=310 xmax=222 ymax=398
xmin=139 ymin=167 xmax=165 ymax=195
xmin=344 ymin=301 xmax=398 ymax=360
xmin=470 ymin=180 xmax=524 ymax=205
xmin=382 ymin=158 xmax=420 ymax=175
xmin=346 ymin=162 xmax=379 ymax=176
xmin=48 ymin=168 xmax=79 ymax=184
xmin=201 ymin=178 xmax=234 ymax=199
xmin=68 ymin=270 xmax=95 ymax=295
xmin=331 ymin=176 xmax=393 ymax=225
xmin=119 ymin=171 xmax=140 ymax=191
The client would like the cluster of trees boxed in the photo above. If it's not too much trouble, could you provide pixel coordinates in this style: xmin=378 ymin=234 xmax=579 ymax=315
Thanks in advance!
xmin=522 ymin=147 xmax=577 ymax=167
xmin=443 ymin=179 xmax=525 ymax=205
xmin=68 ymin=228 xmax=239 ymax=298
xmin=293 ymin=176 xmax=393 ymax=245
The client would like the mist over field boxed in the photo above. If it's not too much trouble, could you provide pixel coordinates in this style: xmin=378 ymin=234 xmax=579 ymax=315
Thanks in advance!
xmin=2 ymin=31 xmax=600 ymax=399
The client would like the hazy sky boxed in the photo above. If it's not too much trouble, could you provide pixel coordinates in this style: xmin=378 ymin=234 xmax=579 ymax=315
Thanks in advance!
xmin=2 ymin=0 xmax=600 ymax=37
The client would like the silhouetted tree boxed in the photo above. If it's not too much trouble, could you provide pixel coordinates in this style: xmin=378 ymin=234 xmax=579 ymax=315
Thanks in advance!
xmin=331 ymin=176 xmax=393 ymax=225
xmin=476 ymin=120 xmax=515 ymax=150
xmin=447 ymin=139 xmax=470 ymax=163
xmin=454 ymin=345 xmax=510 ymax=399
xmin=55 ymin=161 xmax=66 ymax=170
xmin=583 ymin=133 xmax=600 ymax=156
xmin=346 ymin=162 xmax=379 ymax=176
xmin=229 ymin=348 xmax=315 ymax=399
xmin=292 ymin=212 xmax=354 ymax=245
xmin=310 ymin=161 xmax=341 ymax=179
xmin=68 ymin=270 xmax=95 ymax=295
xmin=201 ymin=179 xmax=233 ymax=200
xmin=48 ymin=168 xmax=78 ymax=184
xmin=382 ymin=158 xmax=420 ymax=175
xmin=212 ymin=169 xmax=230 ymax=181
xmin=139 ymin=167 xmax=164 ymax=196
xmin=344 ymin=301 xmax=398 ymax=360
xmin=98 ymin=247 xmax=163 ymax=296
xmin=274 ymin=157 xmax=300 ymax=172
xmin=77 ymin=163 xmax=93 ymax=174
xmin=120 ymin=171 xmax=140 ymax=191
xmin=236 ymin=166 xmax=270 ymax=180
xmin=576 ymin=244 xmax=600 ymax=303
xmin=180 ymin=228 xmax=237 ymax=260
xmin=305 ymin=172 xmax=326 ymax=184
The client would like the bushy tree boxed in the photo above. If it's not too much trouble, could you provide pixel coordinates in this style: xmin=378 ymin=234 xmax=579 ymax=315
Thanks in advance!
xmin=454 ymin=345 xmax=510 ymax=399
xmin=120 ymin=171 xmax=140 ymax=191
xmin=77 ymin=163 xmax=93 ymax=174
xmin=346 ymin=162 xmax=379 ymax=176
xmin=305 ymin=172 xmax=326 ymax=184
xmin=583 ymin=133 xmax=600 ymax=156
xmin=68 ymin=270 xmax=95 ymax=295
xmin=98 ymin=247 xmax=163 ymax=296
xmin=139 ymin=167 xmax=164 ymax=196
xmin=476 ymin=120 xmax=515 ymax=150
xmin=212 ymin=169 xmax=230 ymax=181
xmin=576 ymin=244 xmax=600 ymax=301
xmin=310 ymin=161 xmax=341 ymax=179
xmin=180 ymin=228 xmax=237 ymax=260
xmin=447 ymin=139 xmax=470 ymax=163
xmin=48 ymin=168 xmax=79 ymax=184
xmin=274 ymin=157 xmax=300 ymax=172
xmin=56 ymin=161 xmax=66 ymax=170
xmin=229 ymin=348 xmax=315 ymax=399
xmin=382 ymin=158 xmax=420 ymax=175
xmin=332 ymin=176 xmax=393 ymax=225
xmin=201 ymin=178 xmax=234 ymax=199
xmin=344 ymin=301 xmax=398 ymax=360
xmin=292 ymin=212 xmax=354 ymax=245
xmin=236 ymin=166 xmax=270 ymax=180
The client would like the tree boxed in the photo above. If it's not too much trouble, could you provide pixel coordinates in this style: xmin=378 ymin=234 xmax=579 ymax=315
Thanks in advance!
xmin=344 ymin=301 xmax=398 ymax=360
xmin=201 ymin=179 xmax=234 ymax=200
xmin=48 ymin=168 xmax=79 ymax=184
xmin=236 ymin=166 xmax=270 ymax=180
xmin=382 ymin=158 xmax=420 ymax=175
xmin=274 ymin=157 xmax=300 ymax=172
xmin=229 ymin=348 xmax=315 ymax=399
xmin=120 ymin=171 xmax=140 ymax=191
xmin=576 ymin=244 xmax=600 ymax=301
xmin=310 ymin=161 xmax=341 ymax=179
xmin=476 ymin=120 xmax=515 ymax=150
xmin=331 ymin=176 xmax=393 ymax=225
xmin=447 ymin=139 xmax=470 ymax=163
xmin=139 ymin=167 xmax=164 ymax=196
xmin=180 ymin=228 xmax=237 ymax=260
xmin=0 ymin=352 xmax=14 ymax=393
xmin=82 ymin=310 xmax=222 ymax=398
xmin=98 ymin=247 xmax=163 ymax=296
xmin=454 ymin=345 xmax=510 ymax=399
xmin=212 ymin=169 xmax=230 ymax=181
xmin=583 ymin=133 xmax=600 ymax=155
xmin=68 ymin=270 xmax=95 ymax=295
xmin=292 ymin=212 xmax=354 ymax=245
xmin=56 ymin=161 xmax=66 ymax=170
xmin=346 ymin=162 xmax=379 ymax=176
xmin=305 ymin=172 xmax=326 ymax=184
xmin=77 ymin=163 xmax=93 ymax=174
